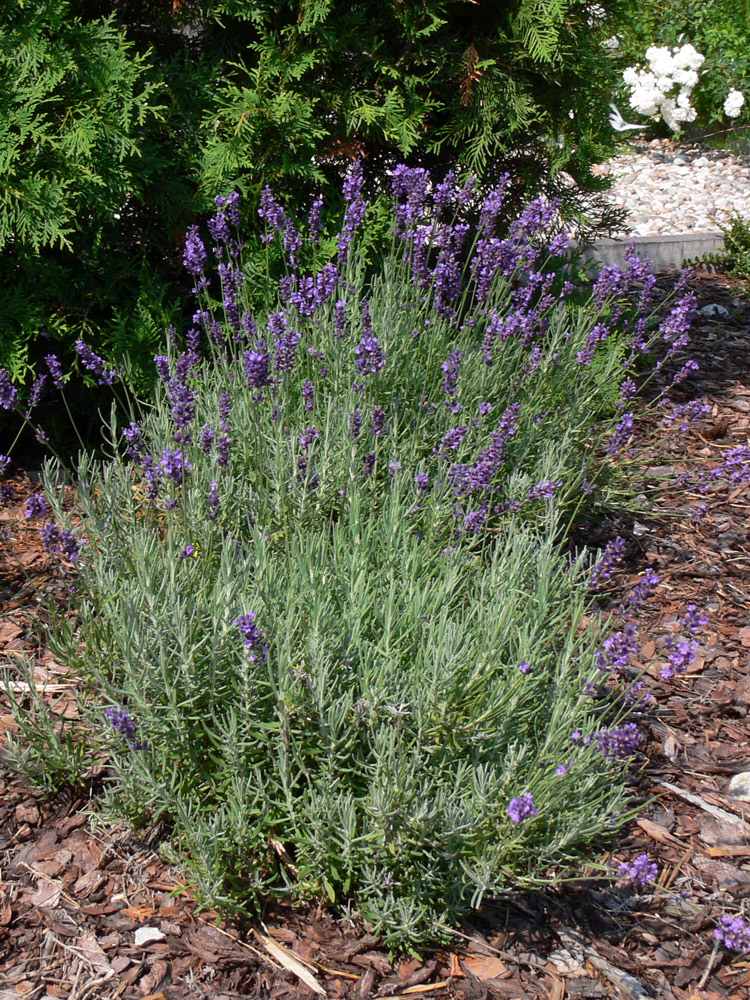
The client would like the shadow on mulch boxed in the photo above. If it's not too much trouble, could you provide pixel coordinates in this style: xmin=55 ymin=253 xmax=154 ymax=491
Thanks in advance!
xmin=1 ymin=267 xmax=749 ymax=1000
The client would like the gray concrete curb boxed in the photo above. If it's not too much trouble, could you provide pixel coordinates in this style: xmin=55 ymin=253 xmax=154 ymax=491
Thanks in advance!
xmin=571 ymin=231 xmax=725 ymax=272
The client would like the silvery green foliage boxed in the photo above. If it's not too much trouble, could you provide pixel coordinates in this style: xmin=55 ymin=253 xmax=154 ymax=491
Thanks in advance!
xmin=19 ymin=167 xmax=693 ymax=946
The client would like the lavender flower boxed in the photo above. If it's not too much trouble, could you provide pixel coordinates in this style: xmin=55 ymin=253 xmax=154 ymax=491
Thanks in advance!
xmin=40 ymin=524 xmax=84 ymax=563
xmin=508 ymin=792 xmax=538 ymax=824
xmin=243 ymin=341 xmax=271 ymax=391
xmin=200 ymin=424 xmax=215 ymax=454
xmin=518 ymin=661 xmax=532 ymax=674
xmin=299 ymin=426 xmax=320 ymax=449
xmin=363 ymin=453 xmax=376 ymax=476
xmin=391 ymin=165 xmax=430 ymax=229
xmin=589 ymin=536 xmax=627 ymax=590
xmin=448 ymin=403 xmax=519 ymax=496
xmin=441 ymin=349 xmax=463 ymax=412
xmin=24 ymin=494 xmax=46 ymax=519
xmin=594 ymin=624 xmax=638 ymax=673
xmin=206 ymin=481 xmax=220 ymax=521
xmin=607 ymin=413 xmax=634 ymax=455
xmin=665 ymin=399 xmax=711 ymax=430
xmin=354 ymin=302 xmax=386 ymax=376
xmin=0 ymin=368 xmax=19 ymax=410
xmin=680 ymin=604 xmax=708 ymax=634
xmin=618 ymin=854 xmax=658 ymax=887
xmin=258 ymin=186 xmax=289 ymax=239
xmin=528 ymin=479 xmax=563 ymax=501
xmin=160 ymin=448 xmax=191 ymax=484
xmin=338 ymin=160 xmax=367 ymax=264
xmin=270 ymin=310 xmax=302 ymax=375
xmin=308 ymin=196 xmax=324 ymax=242
xmin=0 ymin=455 xmax=10 ymax=474
xmin=555 ymin=764 xmax=568 ymax=776
xmin=437 ymin=426 xmax=469 ymax=456
xmin=178 ymin=545 xmax=195 ymax=559
xmin=44 ymin=354 xmax=65 ymax=388
xmin=106 ymin=705 xmax=137 ymax=741
xmin=302 ymin=380 xmax=314 ymax=411
xmin=333 ymin=299 xmax=347 ymax=338
xmin=74 ymin=341 xmax=117 ymax=386
xmin=122 ymin=423 xmax=146 ymax=464
xmin=154 ymin=355 xmax=170 ymax=381
xmin=629 ymin=568 xmax=660 ymax=607
xmin=370 ymin=406 xmax=388 ymax=437
xmin=714 ymin=915 xmax=750 ymax=952
xmin=660 ymin=636 xmax=700 ymax=680
xmin=183 ymin=225 xmax=207 ymax=277
xmin=234 ymin=612 xmax=268 ymax=665
xmin=216 ymin=432 xmax=231 ymax=468
xmin=414 ymin=471 xmax=430 ymax=492
xmin=595 ymin=723 xmax=641 ymax=760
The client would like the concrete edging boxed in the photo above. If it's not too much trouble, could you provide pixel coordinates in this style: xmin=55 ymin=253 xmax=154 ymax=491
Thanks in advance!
xmin=570 ymin=231 xmax=725 ymax=272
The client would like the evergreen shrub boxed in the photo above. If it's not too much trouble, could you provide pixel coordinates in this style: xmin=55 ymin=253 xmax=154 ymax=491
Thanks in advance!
xmin=2 ymin=165 xmax=698 ymax=945
xmin=1 ymin=0 xmax=628 ymax=396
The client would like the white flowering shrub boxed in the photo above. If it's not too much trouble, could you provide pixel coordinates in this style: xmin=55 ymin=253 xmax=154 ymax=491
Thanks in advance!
xmin=724 ymin=88 xmax=746 ymax=118
xmin=622 ymin=44 xmax=704 ymax=131
xmin=610 ymin=1 xmax=750 ymax=135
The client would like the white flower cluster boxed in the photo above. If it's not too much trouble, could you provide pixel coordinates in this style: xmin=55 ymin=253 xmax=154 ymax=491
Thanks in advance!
xmin=724 ymin=88 xmax=746 ymax=118
xmin=622 ymin=44 xmax=704 ymax=131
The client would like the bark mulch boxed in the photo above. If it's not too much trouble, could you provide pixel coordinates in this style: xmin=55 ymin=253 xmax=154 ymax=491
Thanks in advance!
xmin=1 ymin=267 xmax=749 ymax=1000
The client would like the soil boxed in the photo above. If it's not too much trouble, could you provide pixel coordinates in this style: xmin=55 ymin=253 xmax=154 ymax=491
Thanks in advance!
xmin=1 ymin=267 xmax=749 ymax=1000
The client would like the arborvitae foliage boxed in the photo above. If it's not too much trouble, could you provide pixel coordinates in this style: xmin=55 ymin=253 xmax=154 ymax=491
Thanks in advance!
xmin=1 ymin=0 xmax=627 ymax=392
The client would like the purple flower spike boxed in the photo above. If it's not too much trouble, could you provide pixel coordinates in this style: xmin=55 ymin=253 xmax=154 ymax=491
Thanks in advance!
xmin=618 ymin=854 xmax=658 ymax=887
xmin=244 ymin=341 xmax=271 ymax=392
xmin=74 ymin=341 xmax=117 ymax=386
xmin=629 ymin=568 xmax=659 ymax=607
xmin=106 ymin=705 xmax=146 ymax=750
xmin=24 ymin=494 xmax=47 ymax=519
xmin=518 ymin=661 xmax=532 ymax=674
xmin=508 ymin=792 xmax=538 ymax=824
xmin=528 ymin=479 xmax=563 ymax=501
xmin=589 ymin=536 xmax=627 ymax=590
xmin=0 ymin=368 xmax=19 ymax=410
xmin=45 ymin=354 xmax=65 ymax=388
xmin=714 ymin=914 xmax=750 ymax=952
xmin=595 ymin=723 xmax=641 ymax=760
xmin=234 ymin=612 xmax=268 ymax=665
xmin=160 ymin=447 xmax=191 ymax=484
xmin=206 ymin=481 xmax=220 ymax=521
xmin=308 ymin=196 xmax=324 ymax=242
xmin=680 ymin=604 xmax=708 ymax=634
xmin=40 ymin=524 xmax=84 ymax=563
xmin=183 ymin=225 xmax=207 ymax=277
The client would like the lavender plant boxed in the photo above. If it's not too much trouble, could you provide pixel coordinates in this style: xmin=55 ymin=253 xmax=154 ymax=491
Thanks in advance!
xmin=2 ymin=166 xmax=700 ymax=946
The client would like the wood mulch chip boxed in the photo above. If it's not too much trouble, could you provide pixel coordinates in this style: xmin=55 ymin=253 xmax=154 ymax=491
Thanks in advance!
xmin=1 ymin=266 xmax=749 ymax=999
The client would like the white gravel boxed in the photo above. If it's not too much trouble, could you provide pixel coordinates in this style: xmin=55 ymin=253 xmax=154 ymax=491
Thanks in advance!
xmin=591 ymin=138 xmax=750 ymax=236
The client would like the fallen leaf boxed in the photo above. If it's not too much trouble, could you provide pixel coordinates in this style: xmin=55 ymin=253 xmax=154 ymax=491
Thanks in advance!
xmin=123 ymin=904 xmax=158 ymax=922
xmin=460 ymin=955 xmax=511 ymax=980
